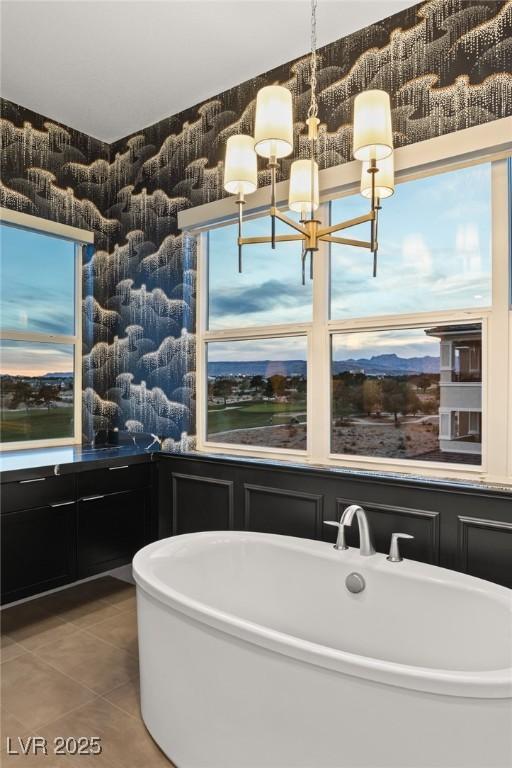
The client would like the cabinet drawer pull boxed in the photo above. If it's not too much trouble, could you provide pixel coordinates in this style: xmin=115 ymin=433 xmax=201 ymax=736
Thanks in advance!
xmin=108 ymin=465 xmax=129 ymax=471
xmin=19 ymin=477 xmax=46 ymax=484
xmin=81 ymin=494 xmax=105 ymax=502
xmin=50 ymin=500 xmax=75 ymax=508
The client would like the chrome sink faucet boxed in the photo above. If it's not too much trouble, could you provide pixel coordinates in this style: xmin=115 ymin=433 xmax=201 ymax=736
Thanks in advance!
xmin=324 ymin=504 xmax=376 ymax=556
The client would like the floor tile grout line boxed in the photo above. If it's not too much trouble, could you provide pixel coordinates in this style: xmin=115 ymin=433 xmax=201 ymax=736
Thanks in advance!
xmin=3 ymin=647 xmax=103 ymax=710
xmin=79 ymin=601 xmax=137 ymax=629
xmin=95 ymin=694 xmax=175 ymax=768
xmin=5 ymin=694 xmax=104 ymax=736
xmin=72 ymin=620 xmax=139 ymax=659
xmin=4 ymin=616 xmax=138 ymax=674
xmin=1 ymin=585 xmax=135 ymax=626
xmin=3 ymin=696 xmax=141 ymax=768
xmin=98 ymin=691 xmax=141 ymax=721
xmin=30 ymin=632 xmax=140 ymax=689
xmin=4 ymin=600 xmax=136 ymax=655
xmin=99 ymin=671 xmax=141 ymax=701
xmin=3 ymin=622 xmax=82 ymax=654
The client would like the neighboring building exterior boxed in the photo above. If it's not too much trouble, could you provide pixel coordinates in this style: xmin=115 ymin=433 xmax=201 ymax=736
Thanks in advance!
xmin=426 ymin=324 xmax=482 ymax=457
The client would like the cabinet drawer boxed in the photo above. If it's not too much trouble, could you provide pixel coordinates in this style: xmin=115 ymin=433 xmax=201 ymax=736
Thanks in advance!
xmin=1 ymin=475 xmax=75 ymax=515
xmin=78 ymin=488 xmax=148 ymax=577
xmin=77 ymin=462 xmax=150 ymax=498
xmin=1 ymin=502 xmax=77 ymax=602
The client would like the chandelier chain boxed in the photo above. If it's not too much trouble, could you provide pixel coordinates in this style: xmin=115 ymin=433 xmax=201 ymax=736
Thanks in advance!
xmin=308 ymin=0 xmax=318 ymax=119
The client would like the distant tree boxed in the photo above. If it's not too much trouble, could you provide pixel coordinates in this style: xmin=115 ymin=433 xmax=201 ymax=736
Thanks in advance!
xmin=362 ymin=379 xmax=381 ymax=416
xmin=38 ymin=385 xmax=60 ymax=410
xmin=265 ymin=374 xmax=287 ymax=398
xmin=415 ymin=375 xmax=432 ymax=394
xmin=295 ymin=376 xmax=307 ymax=394
xmin=381 ymin=378 xmax=410 ymax=425
xmin=332 ymin=377 xmax=352 ymax=418
xmin=9 ymin=381 xmax=33 ymax=409
xmin=212 ymin=378 xmax=234 ymax=406
xmin=406 ymin=390 xmax=421 ymax=416
xmin=250 ymin=375 xmax=264 ymax=390
xmin=419 ymin=398 xmax=437 ymax=415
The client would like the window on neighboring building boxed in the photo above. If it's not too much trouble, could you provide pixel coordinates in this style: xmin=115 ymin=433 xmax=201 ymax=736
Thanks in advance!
xmin=0 ymin=219 xmax=85 ymax=449
xmin=197 ymin=153 xmax=510 ymax=481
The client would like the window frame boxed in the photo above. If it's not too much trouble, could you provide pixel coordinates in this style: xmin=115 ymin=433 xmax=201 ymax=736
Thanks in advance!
xmin=185 ymin=119 xmax=512 ymax=485
xmin=0 ymin=208 xmax=92 ymax=451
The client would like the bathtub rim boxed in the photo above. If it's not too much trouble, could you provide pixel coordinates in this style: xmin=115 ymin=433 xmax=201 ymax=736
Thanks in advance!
xmin=133 ymin=531 xmax=512 ymax=700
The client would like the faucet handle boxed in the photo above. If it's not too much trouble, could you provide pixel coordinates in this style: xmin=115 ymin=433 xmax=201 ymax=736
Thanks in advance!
xmin=387 ymin=533 xmax=414 ymax=563
xmin=323 ymin=520 xmax=348 ymax=551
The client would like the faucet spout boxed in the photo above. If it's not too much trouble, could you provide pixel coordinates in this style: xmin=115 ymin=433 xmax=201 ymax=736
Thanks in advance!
xmin=340 ymin=504 xmax=376 ymax=556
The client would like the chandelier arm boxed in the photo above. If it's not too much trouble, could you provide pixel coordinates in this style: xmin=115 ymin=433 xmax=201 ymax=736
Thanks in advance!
xmin=271 ymin=208 xmax=309 ymax=236
xmin=238 ymin=233 xmax=306 ymax=246
xmin=320 ymin=235 xmax=372 ymax=248
xmin=373 ymin=196 xmax=381 ymax=277
xmin=318 ymin=210 xmax=375 ymax=238
xmin=237 ymin=193 xmax=245 ymax=273
xmin=270 ymin=159 xmax=278 ymax=249
xmin=301 ymin=248 xmax=307 ymax=286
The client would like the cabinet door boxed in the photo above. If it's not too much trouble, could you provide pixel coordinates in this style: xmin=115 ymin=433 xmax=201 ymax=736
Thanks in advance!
xmin=78 ymin=489 xmax=148 ymax=577
xmin=1 ymin=502 xmax=77 ymax=603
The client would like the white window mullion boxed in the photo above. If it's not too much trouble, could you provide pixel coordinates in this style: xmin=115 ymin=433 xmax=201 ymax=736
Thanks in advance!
xmin=309 ymin=203 xmax=331 ymax=463
xmin=485 ymin=159 xmax=510 ymax=482
xmin=73 ymin=242 xmax=83 ymax=445
xmin=196 ymin=232 xmax=208 ymax=451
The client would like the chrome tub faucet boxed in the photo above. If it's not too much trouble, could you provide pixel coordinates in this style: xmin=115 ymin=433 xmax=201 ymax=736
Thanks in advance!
xmin=324 ymin=504 xmax=376 ymax=556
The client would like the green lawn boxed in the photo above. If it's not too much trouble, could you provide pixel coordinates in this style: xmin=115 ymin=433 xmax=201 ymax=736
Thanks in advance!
xmin=1 ymin=406 xmax=74 ymax=443
xmin=208 ymin=399 xmax=306 ymax=435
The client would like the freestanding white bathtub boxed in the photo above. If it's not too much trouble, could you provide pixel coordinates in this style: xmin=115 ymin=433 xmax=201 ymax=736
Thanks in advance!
xmin=133 ymin=531 xmax=512 ymax=768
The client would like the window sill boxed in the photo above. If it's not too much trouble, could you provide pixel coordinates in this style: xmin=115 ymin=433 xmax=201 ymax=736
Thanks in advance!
xmin=171 ymin=449 xmax=512 ymax=495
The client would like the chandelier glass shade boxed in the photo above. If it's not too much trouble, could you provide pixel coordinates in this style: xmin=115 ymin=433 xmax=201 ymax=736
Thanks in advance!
xmin=223 ymin=135 xmax=258 ymax=196
xmin=352 ymin=90 xmax=394 ymax=162
xmin=360 ymin=154 xmax=395 ymax=200
xmin=222 ymin=0 xmax=395 ymax=282
xmin=288 ymin=159 xmax=319 ymax=215
xmin=254 ymin=85 xmax=294 ymax=159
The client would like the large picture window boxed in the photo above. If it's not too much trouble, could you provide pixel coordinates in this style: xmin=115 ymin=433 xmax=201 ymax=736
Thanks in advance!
xmin=331 ymin=323 xmax=482 ymax=465
xmin=193 ymin=136 xmax=511 ymax=483
xmin=0 ymin=214 xmax=87 ymax=449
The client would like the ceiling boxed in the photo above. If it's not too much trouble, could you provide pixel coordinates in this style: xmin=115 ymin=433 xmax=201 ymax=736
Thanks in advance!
xmin=0 ymin=0 xmax=413 ymax=143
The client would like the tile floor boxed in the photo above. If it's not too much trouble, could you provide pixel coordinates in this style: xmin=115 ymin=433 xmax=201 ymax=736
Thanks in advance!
xmin=1 ymin=577 xmax=174 ymax=767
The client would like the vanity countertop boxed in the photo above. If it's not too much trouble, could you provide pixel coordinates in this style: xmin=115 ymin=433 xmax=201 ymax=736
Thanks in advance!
xmin=0 ymin=443 xmax=158 ymax=482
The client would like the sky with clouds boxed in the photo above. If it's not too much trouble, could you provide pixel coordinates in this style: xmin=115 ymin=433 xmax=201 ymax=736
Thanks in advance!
xmin=208 ymin=162 xmax=491 ymax=361
xmin=1 ymin=225 xmax=75 ymax=375
xmin=0 ymin=340 xmax=74 ymax=377
xmin=0 ymin=164 xmax=493 ymax=373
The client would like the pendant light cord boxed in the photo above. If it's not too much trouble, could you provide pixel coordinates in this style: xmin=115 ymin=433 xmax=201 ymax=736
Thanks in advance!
xmin=307 ymin=0 xmax=318 ymax=277
xmin=308 ymin=0 xmax=318 ymax=120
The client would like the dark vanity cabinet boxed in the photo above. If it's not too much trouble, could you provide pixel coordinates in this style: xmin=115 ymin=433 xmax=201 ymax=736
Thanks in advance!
xmin=77 ymin=464 xmax=151 ymax=577
xmin=1 ymin=459 xmax=155 ymax=604
xmin=1 ymin=476 xmax=77 ymax=602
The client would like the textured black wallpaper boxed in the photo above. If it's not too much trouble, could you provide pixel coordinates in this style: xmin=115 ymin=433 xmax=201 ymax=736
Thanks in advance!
xmin=1 ymin=0 xmax=511 ymax=447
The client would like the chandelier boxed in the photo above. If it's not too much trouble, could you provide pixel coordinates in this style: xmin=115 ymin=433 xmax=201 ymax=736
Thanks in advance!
xmin=223 ymin=0 xmax=395 ymax=283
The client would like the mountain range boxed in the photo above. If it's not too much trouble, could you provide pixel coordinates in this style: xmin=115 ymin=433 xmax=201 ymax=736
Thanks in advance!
xmin=208 ymin=354 xmax=440 ymax=378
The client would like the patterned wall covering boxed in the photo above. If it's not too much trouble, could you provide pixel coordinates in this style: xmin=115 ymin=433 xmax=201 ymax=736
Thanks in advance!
xmin=1 ymin=0 xmax=511 ymax=448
